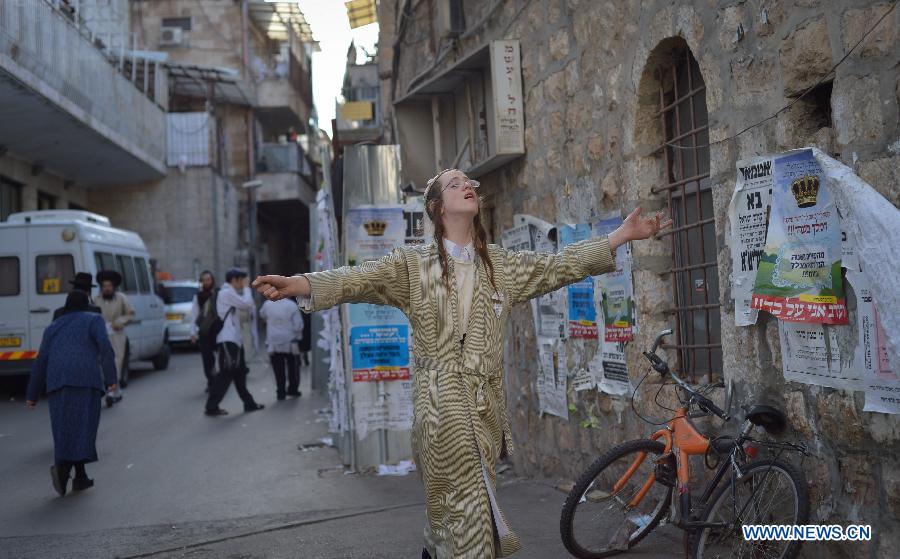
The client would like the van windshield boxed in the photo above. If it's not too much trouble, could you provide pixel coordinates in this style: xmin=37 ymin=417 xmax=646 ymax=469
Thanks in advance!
xmin=160 ymin=286 xmax=197 ymax=304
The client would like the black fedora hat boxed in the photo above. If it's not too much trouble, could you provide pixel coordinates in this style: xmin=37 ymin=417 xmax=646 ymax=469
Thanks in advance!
xmin=69 ymin=272 xmax=96 ymax=291
xmin=96 ymin=270 xmax=122 ymax=287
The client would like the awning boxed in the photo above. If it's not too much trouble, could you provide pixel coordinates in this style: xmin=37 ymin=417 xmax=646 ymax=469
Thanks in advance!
xmin=165 ymin=62 xmax=256 ymax=106
xmin=248 ymin=1 xmax=320 ymax=50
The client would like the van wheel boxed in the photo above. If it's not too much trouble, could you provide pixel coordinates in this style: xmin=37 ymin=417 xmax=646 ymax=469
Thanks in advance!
xmin=152 ymin=335 xmax=171 ymax=371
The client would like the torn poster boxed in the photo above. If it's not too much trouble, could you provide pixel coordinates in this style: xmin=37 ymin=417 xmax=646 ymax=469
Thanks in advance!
xmin=751 ymin=149 xmax=848 ymax=324
xmin=559 ymin=223 xmax=598 ymax=339
xmin=501 ymin=223 xmax=532 ymax=252
xmin=537 ymin=340 xmax=569 ymax=419
xmin=810 ymin=148 xmax=899 ymax=375
xmin=863 ymin=380 xmax=900 ymax=415
xmin=730 ymin=155 xmax=774 ymax=326
xmin=572 ymin=367 xmax=597 ymax=392
xmin=849 ymin=270 xmax=899 ymax=414
xmin=593 ymin=213 xmax=635 ymax=342
xmin=352 ymin=379 xmax=414 ymax=441
xmin=778 ymin=322 xmax=860 ymax=390
xmin=596 ymin=339 xmax=631 ymax=396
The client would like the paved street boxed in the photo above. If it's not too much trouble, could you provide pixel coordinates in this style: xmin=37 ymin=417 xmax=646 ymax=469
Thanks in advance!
xmin=0 ymin=350 xmax=678 ymax=558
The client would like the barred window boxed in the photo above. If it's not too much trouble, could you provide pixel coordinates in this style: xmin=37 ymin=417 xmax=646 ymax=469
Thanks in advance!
xmin=655 ymin=48 xmax=722 ymax=382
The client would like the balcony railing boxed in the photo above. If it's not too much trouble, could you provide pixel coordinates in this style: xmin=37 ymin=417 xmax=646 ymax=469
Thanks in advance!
xmin=258 ymin=143 xmax=311 ymax=178
xmin=0 ymin=0 xmax=167 ymax=172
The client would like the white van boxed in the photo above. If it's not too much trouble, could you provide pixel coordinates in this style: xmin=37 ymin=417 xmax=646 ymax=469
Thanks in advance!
xmin=0 ymin=210 xmax=170 ymax=377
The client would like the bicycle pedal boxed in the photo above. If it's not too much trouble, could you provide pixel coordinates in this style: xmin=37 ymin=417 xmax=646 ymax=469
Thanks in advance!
xmin=654 ymin=462 xmax=676 ymax=487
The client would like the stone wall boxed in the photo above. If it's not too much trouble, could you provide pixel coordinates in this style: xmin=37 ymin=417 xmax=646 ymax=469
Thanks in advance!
xmin=88 ymin=167 xmax=239 ymax=281
xmin=381 ymin=1 xmax=899 ymax=556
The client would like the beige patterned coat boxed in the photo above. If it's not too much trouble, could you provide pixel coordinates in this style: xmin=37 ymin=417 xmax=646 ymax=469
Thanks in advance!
xmin=300 ymin=237 xmax=615 ymax=558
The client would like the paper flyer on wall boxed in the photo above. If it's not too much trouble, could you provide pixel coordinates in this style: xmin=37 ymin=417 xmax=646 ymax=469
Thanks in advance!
xmin=559 ymin=223 xmax=598 ymax=339
xmin=505 ymin=216 xmax=569 ymax=340
xmin=315 ymin=189 xmax=350 ymax=434
xmin=352 ymin=380 xmax=415 ymax=441
xmin=345 ymin=206 xmax=411 ymax=382
xmin=537 ymin=340 xmax=569 ymax=419
xmin=808 ymin=148 xmax=899 ymax=387
xmin=593 ymin=213 xmax=635 ymax=342
xmin=571 ymin=367 xmax=597 ymax=391
xmin=591 ymin=336 xmax=630 ymax=396
xmin=778 ymin=323 xmax=858 ymax=390
xmin=849 ymin=270 xmax=899 ymax=413
xmin=348 ymin=304 xmax=410 ymax=381
xmin=403 ymin=200 xmax=427 ymax=245
xmin=730 ymin=155 xmax=774 ymax=326
xmin=751 ymin=149 xmax=848 ymax=324
xmin=345 ymin=206 xmax=406 ymax=265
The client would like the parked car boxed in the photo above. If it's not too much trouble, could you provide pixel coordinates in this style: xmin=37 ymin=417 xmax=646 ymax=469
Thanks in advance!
xmin=0 ymin=210 xmax=169 ymax=377
xmin=158 ymin=280 xmax=200 ymax=346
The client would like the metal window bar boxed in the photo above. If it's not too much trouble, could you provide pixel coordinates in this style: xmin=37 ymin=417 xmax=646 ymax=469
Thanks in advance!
xmin=656 ymin=50 xmax=722 ymax=382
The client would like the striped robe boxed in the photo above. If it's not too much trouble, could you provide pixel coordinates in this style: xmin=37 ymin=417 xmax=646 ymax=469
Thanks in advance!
xmin=300 ymin=237 xmax=615 ymax=558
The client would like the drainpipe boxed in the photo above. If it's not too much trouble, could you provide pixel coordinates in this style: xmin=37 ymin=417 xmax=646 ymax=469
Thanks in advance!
xmin=241 ymin=0 xmax=250 ymax=79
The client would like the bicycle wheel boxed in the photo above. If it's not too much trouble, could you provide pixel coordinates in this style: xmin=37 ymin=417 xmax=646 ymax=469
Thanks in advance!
xmin=560 ymin=439 xmax=673 ymax=558
xmin=693 ymin=459 xmax=809 ymax=559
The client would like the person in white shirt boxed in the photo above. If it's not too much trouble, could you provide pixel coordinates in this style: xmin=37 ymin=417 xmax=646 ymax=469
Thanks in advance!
xmin=259 ymin=298 xmax=304 ymax=400
xmin=204 ymin=268 xmax=264 ymax=416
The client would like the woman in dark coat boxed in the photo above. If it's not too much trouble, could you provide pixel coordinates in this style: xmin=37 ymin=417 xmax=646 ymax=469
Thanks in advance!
xmin=26 ymin=291 xmax=118 ymax=496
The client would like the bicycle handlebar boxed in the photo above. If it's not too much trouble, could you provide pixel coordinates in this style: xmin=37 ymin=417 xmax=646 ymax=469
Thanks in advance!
xmin=642 ymin=329 xmax=731 ymax=422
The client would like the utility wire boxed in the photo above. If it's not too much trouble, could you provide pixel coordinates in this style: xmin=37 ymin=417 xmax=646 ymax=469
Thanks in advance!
xmin=665 ymin=0 xmax=897 ymax=151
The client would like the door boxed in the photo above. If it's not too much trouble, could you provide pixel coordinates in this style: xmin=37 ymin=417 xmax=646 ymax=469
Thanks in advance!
xmin=134 ymin=255 xmax=165 ymax=357
xmin=115 ymin=253 xmax=145 ymax=358
xmin=0 ymin=227 xmax=29 ymax=356
xmin=27 ymin=226 xmax=78 ymax=350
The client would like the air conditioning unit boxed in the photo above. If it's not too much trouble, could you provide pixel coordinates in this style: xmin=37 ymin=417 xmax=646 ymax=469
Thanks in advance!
xmin=159 ymin=26 xmax=183 ymax=47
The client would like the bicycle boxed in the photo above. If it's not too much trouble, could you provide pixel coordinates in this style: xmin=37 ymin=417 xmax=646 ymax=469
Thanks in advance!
xmin=560 ymin=329 xmax=810 ymax=558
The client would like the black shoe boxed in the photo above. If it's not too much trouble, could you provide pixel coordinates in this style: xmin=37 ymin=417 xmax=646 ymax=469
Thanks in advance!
xmin=72 ymin=477 xmax=94 ymax=491
xmin=120 ymin=379 xmax=128 ymax=389
xmin=277 ymin=394 xmax=286 ymax=401
xmin=105 ymin=395 xmax=115 ymax=408
xmin=286 ymin=390 xmax=301 ymax=398
xmin=204 ymin=408 xmax=228 ymax=416
xmin=50 ymin=465 xmax=68 ymax=497
xmin=244 ymin=403 xmax=265 ymax=413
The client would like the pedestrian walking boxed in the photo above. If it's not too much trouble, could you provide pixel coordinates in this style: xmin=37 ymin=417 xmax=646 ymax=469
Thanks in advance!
xmin=95 ymin=270 xmax=134 ymax=407
xmin=259 ymin=298 xmax=304 ymax=400
xmin=26 ymin=291 xmax=118 ymax=497
xmin=190 ymin=270 xmax=219 ymax=391
xmin=298 ymin=311 xmax=311 ymax=367
xmin=52 ymin=272 xmax=100 ymax=320
xmin=253 ymin=169 xmax=671 ymax=558
xmin=204 ymin=268 xmax=264 ymax=416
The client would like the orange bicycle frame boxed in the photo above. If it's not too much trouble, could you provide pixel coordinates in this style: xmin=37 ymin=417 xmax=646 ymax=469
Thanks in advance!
xmin=614 ymin=407 xmax=710 ymax=509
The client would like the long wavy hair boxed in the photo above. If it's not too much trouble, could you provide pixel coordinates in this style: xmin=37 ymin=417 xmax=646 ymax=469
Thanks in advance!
xmin=424 ymin=169 xmax=497 ymax=293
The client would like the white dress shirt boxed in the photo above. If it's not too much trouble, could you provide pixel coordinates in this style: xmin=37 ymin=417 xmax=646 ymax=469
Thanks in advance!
xmin=260 ymin=299 xmax=304 ymax=354
xmin=215 ymin=283 xmax=256 ymax=346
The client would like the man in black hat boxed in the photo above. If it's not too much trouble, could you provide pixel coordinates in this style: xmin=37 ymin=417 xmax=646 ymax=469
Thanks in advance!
xmin=53 ymin=272 xmax=102 ymax=320
xmin=95 ymin=270 xmax=135 ymax=395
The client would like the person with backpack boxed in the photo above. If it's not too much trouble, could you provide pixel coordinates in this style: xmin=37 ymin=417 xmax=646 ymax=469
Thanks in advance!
xmin=190 ymin=270 xmax=219 ymax=392
xmin=203 ymin=268 xmax=264 ymax=416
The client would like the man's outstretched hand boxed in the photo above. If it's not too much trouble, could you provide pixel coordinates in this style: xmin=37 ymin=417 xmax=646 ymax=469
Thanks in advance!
xmin=252 ymin=275 xmax=311 ymax=301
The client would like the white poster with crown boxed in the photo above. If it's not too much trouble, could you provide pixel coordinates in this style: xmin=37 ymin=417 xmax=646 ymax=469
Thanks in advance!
xmin=751 ymin=149 xmax=848 ymax=324
xmin=346 ymin=206 xmax=410 ymax=382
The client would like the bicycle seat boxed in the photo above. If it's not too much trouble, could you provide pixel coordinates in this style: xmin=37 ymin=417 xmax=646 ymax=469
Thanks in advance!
xmin=745 ymin=405 xmax=786 ymax=434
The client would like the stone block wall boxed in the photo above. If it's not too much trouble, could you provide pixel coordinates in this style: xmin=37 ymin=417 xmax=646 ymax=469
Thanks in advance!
xmin=88 ymin=167 xmax=240 ymax=281
xmin=382 ymin=1 xmax=899 ymax=556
